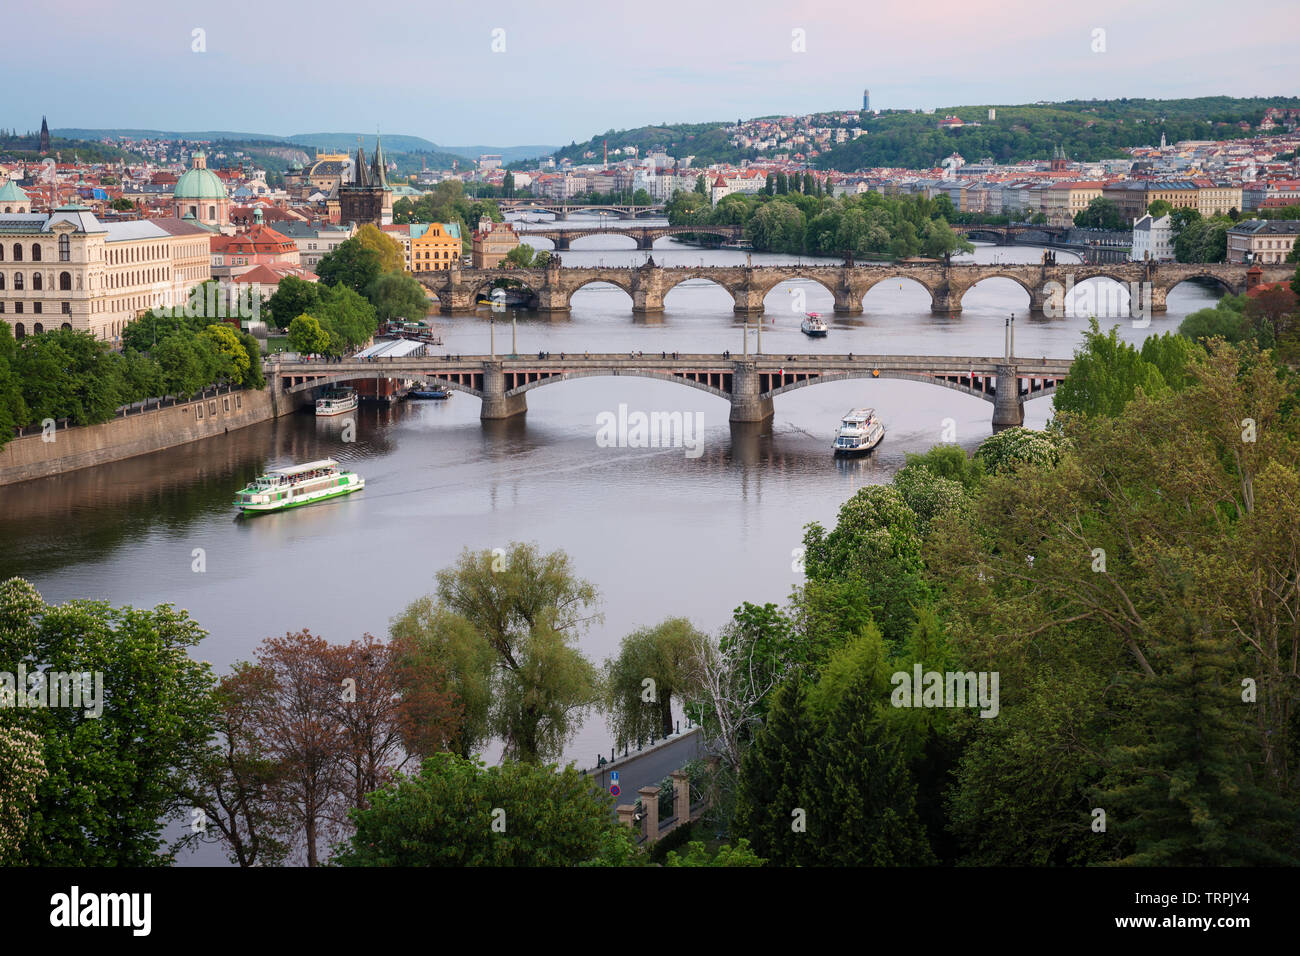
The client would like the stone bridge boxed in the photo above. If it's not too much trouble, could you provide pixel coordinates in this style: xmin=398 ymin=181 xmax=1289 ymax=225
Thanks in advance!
xmin=498 ymin=200 xmax=664 ymax=220
xmin=515 ymin=223 xmax=743 ymax=250
xmin=951 ymin=223 xmax=1071 ymax=245
xmin=416 ymin=260 xmax=1288 ymax=317
xmin=271 ymin=350 xmax=1072 ymax=429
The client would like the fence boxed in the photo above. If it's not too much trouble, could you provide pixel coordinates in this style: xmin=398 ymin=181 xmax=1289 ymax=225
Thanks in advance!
xmin=11 ymin=384 xmax=246 ymax=439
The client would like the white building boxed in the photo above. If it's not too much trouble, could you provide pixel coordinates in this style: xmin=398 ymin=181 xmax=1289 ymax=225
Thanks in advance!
xmin=1130 ymin=213 xmax=1174 ymax=262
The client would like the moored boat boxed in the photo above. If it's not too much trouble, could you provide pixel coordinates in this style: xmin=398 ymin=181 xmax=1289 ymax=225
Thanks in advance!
xmin=234 ymin=459 xmax=364 ymax=514
xmin=410 ymin=382 xmax=452 ymax=400
xmin=315 ymin=387 xmax=358 ymax=417
xmin=833 ymin=408 xmax=885 ymax=456
xmin=801 ymin=313 xmax=829 ymax=337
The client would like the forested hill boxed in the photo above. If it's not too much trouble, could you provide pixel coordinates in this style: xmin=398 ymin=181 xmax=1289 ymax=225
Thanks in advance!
xmin=820 ymin=97 xmax=1300 ymax=170
xmin=552 ymin=97 xmax=1300 ymax=172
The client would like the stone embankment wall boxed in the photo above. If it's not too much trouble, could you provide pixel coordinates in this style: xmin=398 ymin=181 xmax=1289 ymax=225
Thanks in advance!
xmin=0 ymin=385 xmax=306 ymax=486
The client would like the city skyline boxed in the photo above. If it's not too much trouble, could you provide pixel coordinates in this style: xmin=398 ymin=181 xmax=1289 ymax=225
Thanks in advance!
xmin=5 ymin=0 xmax=1296 ymax=145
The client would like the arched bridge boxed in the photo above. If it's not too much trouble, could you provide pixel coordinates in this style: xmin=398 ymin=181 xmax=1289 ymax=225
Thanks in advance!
xmin=498 ymin=200 xmax=664 ymax=220
xmin=415 ymin=260 xmax=1292 ymax=317
xmin=515 ymin=223 xmax=743 ymax=250
xmin=272 ymin=351 xmax=1072 ymax=429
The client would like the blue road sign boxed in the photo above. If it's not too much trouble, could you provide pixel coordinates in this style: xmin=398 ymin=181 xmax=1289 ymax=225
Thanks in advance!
xmin=610 ymin=784 xmax=621 ymax=797
xmin=610 ymin=771 xmax=619 ymax=784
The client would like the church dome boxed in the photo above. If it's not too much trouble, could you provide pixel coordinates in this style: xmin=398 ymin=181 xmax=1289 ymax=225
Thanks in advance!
xmin=174 ymin=152 xmax=228 ymax=201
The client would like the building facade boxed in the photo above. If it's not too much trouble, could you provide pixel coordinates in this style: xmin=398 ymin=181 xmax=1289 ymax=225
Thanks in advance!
xmin=338 ymin=139 xmax=393 ymax=227
xmin=471 ymin=217 xmax=519 ymax=268
xmin=0 ymin=206 xmax=212 ymax=342
xmin=1130 ymin=213 xmax=1174 ymax=262
xmin=1227 ymin=219 xmax=1300 ymax=264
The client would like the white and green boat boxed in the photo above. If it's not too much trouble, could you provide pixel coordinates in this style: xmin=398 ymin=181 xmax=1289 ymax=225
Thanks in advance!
xmin=234 ymin=459 xmax=365 ymax=514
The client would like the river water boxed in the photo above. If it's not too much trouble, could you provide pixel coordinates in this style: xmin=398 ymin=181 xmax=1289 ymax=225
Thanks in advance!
xmin=0 ymin=218 xmax=1219 ymax=859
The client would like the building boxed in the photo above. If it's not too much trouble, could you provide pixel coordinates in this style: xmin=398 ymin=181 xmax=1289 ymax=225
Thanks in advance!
xmin=1102 ymin=180 xmax=1244 ymax=221
xmin=471 ymin=217 xmax=519 ymax=268
xmin=0 ymin=205 xmax=212 ymax=342
xmin=39 ymin=116 xmax=50 ymax=154
xmin=338 ymin=139 xmax=393 ymax=227
xmin=209 ymin=213 xmax=301 ymax=279
xmin=1227 ymin=219 xmax=1300 ymax=264
xmin=1042 ymin=181 xmax=1104 ymax=225
xmin=172 ymin=152 xmax=231 ymax=229
xmin=862 ymin=89 xmax=870 ymax=112
xmin=409 ymin=222 xmax=462 ymax=271
xmin=272 ymin=220 xmax=355 ymax=270
xmin=1130 ymin=213 xmax=1174 ymax=262
xmin=0 ymin=180 xmax=32 ymax=214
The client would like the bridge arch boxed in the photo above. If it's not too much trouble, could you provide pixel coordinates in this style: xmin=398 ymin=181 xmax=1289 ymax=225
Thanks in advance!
xmin=502 ymin=368 xmax=734 ymax=402
xmin=956 ymin=272 xmax=1037 ymax=307
xmin=564 ymin=273 xmax=636 ymax=299
xmin=1163 ymin=272 xmax=1237 ymax=297
xmin=762 ymin=369 xmax=1061 ymax=405
xmin=281 ymin=371 xmax=481 ymax=398
xmin=856 ymin=273 xmax=940 ymax=309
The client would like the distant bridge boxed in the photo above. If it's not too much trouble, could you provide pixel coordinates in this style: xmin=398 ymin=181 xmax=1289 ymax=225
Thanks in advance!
xmin=272 ymin=349 xmax=1072 ymax=429
xmin=514 ymin=223 xmax=743 ymax=250
xmin=414 ymin=260 xmax=1287 ymax=317
xmin=498 ymin=199 xmax=664 ymax=220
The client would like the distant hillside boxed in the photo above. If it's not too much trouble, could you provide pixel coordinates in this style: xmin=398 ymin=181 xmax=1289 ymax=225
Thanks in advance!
xmin=551 ymin=96 xmax=1300 ymax=172
xmin=819 ymin=96 xmax=1300 ymax=170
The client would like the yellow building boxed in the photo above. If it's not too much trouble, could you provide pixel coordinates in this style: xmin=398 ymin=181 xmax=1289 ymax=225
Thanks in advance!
xmin=1043 ymin=181 xmax=1103 ymax=226
xmin=471 ymin=217 xmax=519 ymax=268
xmin=410 ymin=222 xmax=462 ymax=271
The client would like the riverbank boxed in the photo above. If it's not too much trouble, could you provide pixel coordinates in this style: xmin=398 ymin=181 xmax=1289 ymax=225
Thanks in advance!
xmin=0 ymin=383 xmax=309 ymax=486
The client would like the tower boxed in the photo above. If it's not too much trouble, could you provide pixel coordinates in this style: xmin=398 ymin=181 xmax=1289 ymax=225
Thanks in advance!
xmin=39 ymin=115 xmax=50 ymax=153
xmin=338 ymin=136 xmax=392 ymax=227
xmin=862 ymin=89 xmax=870 ymax=112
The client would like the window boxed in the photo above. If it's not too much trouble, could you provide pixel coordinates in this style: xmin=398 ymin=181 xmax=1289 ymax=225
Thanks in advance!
xmin=62 ymin=302 xmax=70 ymax=315
xmin=12 ymin=322 xmax=21 ymax=338
xmin=59 ymin=271 xmax=71 ymax=291
xmin=33 ymin=303 xmax=41 ymax=314
xmin=32 ymin=322 xmax=42 ymax=334
xmin=13 ymin=273 xmax=22 ymax=291
xmin=0 ymin=245 xmax=4 ymax=261
xmin=32 ymin=244 xmax=41 ymax=262
xmin=14 ymin=303 xmax=20 ymax=314
xmin=209 ymin=206 xmax=216 ymax=220
xmin=33 ymin=274 xmax=41 ymax=291
xmin=12 ymin=243 xmax=21 ymax=262
xmin=0 ymin=274 xmax=4 ymax=290
xmin=61 ymin=322 xmax=71 ymax=330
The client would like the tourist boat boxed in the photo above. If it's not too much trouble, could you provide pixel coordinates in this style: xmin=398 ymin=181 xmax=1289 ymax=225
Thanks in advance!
xmin=833 ymin=408 xmax=885 ymax=456
xmin=410 ymin=382 xmax=452 ymax=400
xmin=801 ymin=313 xmax=829 ymax=337
xmin=315 ymin=387 xmax=358 ymax=417
xmin=233 ymin=459 xmax=365 ymax=514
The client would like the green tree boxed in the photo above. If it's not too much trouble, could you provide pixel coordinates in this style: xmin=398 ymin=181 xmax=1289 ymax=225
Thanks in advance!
xmin=694 ymin=174 xmax=706 ymax=195
xmin=1147 ymin=199 xmax=1173 ymax=218
xmin=353 ymin=223 xmax=406 ymax=274
xmin=287 ymin=314 xmax=331 ymax=355
xmin=335 ymin=753 xmax=623 ymax=866
xmin=1054 ymin=319 xmax=1198 ymax=419
xmin=365 ymin=271 xmax=430 ymax=323
xmin=632 ymin=188 xmax=651 ymax=205
xmin=604 ymin=617 xmax=707 ymax=746
xmin=1074 ymin=196 xmax=1125 ymax=231
xmin=199 ymin=323 xmax=252 ymax=385
xmin=0 ymin=578 xmax=217 ymax=865
xmin=316 ymin=239 xmax=383 ymax=295
xmin=266 ymin=275 xmax=322 ymax=330
xmin=972 ymin=425 xmax=1065 ymax=476
xmin=663 ymin=838 xmax=764 ymax=866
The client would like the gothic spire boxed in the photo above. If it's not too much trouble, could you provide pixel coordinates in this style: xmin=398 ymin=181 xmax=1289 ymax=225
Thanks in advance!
xmin=371 ymin=136 xmax=388 ymax=189
xmin=353 ymin=136 xmax=370 ymax=188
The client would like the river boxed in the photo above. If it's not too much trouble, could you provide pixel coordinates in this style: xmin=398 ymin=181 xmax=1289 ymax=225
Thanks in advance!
xmin=0 ymin=220 xmax=1221 ymax=861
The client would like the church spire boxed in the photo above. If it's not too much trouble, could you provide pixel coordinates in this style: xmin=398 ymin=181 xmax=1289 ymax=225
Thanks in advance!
xmin=353 ymin=136 xmax=370 ymax=188
xmin=371 ymin=136 xmax=388 ymax=189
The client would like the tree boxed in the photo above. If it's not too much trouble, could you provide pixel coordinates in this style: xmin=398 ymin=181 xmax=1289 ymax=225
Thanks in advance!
xmin=0 ymin=578 xmax=217 ymax=866
xmin=972 ymin=425 xmax=1065 ymax=476
xmin=663 ymin=838 xmax=764 ymax=866
xmin=353 ymin=223 xmax=406 ymax=274
xmin=414 ymin=542 xmax=602 ymax=764
xmin=199 ymin=323 xmax=252 ymax=385
xmin=316 ymin=239 xmax=383 ymax=295
xmin=604 ymin=617 xmax=707 ymax=746
xmin=109 ymin=196 xmax=134 ymax=212
xmin=287 ymin=314 xmax=331 ymax=355
xmin=694 ymin=174 xmax=706 ymax=195
xmin=0 ymin=725 xmax=46 ymax=865
xmin=266 ymin=275 xmax=322 ymax=330
xmin=365 ymin=271 xmax=430 ymax=323
xmin=1174 ymin=216 xmax=1230 ymax=263
xmin=1074 ymin=196 xmax=1125 ymax=231
xmin=153 ymin=333 xmax=220 ymax=398
xmin=335 ymin=753 xmax=623 ymax=866
xmin=1147 ymin=199 xmax=1173 ymax=218
xmin=0 ymin=323 xmax=27 ymax=444
xmin=502 ymin=171 xmax=515 ymax=197
xmin=1053 ymin=319 xmax=1199 ymax=419
xmin=632 ymin=188 xmax=651 ymax=206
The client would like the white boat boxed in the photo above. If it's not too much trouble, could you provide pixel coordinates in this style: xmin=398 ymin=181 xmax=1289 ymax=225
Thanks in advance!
xmin=315 ymin=387 xmax=358 ymax=417
xmin=234 ymin=458 xmax=365 ymax=514
xmin=801 ymin=313 xmax=829 ymax=337
xmin=833 ymin=408 xmax=885 ymax=456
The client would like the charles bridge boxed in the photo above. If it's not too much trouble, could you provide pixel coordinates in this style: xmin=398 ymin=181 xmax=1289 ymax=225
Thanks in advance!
xmin=272 ymin=341 xmax=1070 ymax=429
xmin=416 ymin=259 xmax=1289 ymax=318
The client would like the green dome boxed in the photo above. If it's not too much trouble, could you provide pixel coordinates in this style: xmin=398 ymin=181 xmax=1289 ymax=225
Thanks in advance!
xmin=174 ymin=167 xmax=228 ymax=201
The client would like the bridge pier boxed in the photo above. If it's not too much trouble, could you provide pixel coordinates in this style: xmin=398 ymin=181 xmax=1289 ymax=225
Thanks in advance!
xmin=1029 ymin=285 xmax=1059 ymax=317
xmin=833 ymin=287 xmax=863 ymax=315
xmin=551 ymin=235 xmax=571 ymax=251
xmin=930 ymin=289 xmax=963 ymax=315
xmin=632 ymin=289 xmax=665 ymax=313
xmin=729 ymin=364 xmax=774 ymax=423
xmin=732 ymin=288 xmax=766 ymax=316
xmin=438 ymin=289 xmax=477 ymax=315
xmin=535 ymin=288 xmax=571 ymax=313
xmin=991 ymin=365 xmax=1024 ymax=431
xmin=480 ymin=365 xmax=528 ymax=420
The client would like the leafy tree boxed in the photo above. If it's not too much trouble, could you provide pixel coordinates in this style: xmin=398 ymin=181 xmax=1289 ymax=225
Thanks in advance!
xmin=694 ymin=174 xmax=706 ymax=195
xmin=353 ymin=223 xmax=406 ymax=274
xmin=1174 ymin=215 xmax=1230 ymax=263
xmin=604 ymin=617 xmax=707 ymax=746
xmin=1179 ymin=295 xmax=1252 ymax=345
xmin=1147 ymin=199 xmax=1173 ymax=218
xmin=316 ymin=238 xmax=383 ymax=295
xmin=663 ymin=838 xmax=764 ymax=866
xmin=972 ymin=425 xmax=1065 ymax=476
xmin=1054 ymin=319 xmax=1199 ymax=419
xmin=0 ymin=725 xmax=46 ymax=864
xmin=365 ymin=271 xmax=430 ymax=323
xmin=199 ymin=323 xmax=252 ymax=385
xmin=335 ymin=753 xmax=623 ymax=866
xmin=0 ymin=578 xmax=217 ymax=866
xmin=0 ymin=323 xmax=28 ymax=442
xmin=632 ymin=188 xmax=651 ymax=205
xmin=1074 ymin=197 xmax=1126 ymax=231
xmin=411 ymin=543 xmax=602 ymax=764
xmin=266 ymin=275 xmax=322 ymax=330
xmin=287 ymin=314 xmax=331 ymax=355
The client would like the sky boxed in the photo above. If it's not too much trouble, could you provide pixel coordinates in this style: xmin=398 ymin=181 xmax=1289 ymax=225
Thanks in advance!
xmin=4 ymin=0 xmax=1297 ymax=147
